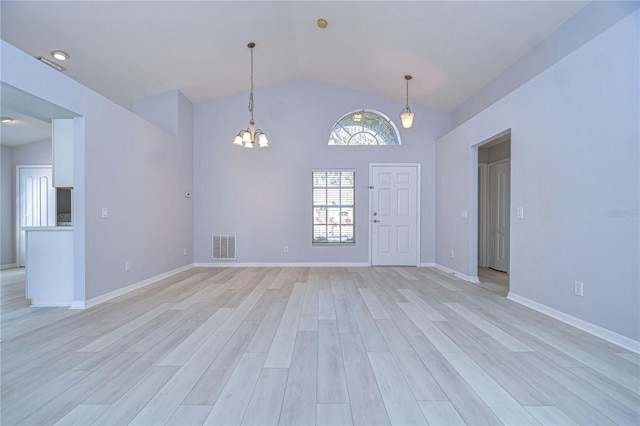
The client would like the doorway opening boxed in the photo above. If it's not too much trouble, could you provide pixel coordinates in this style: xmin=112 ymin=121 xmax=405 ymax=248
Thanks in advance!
xmin=477 ymin=131 xmax=510 ymax=295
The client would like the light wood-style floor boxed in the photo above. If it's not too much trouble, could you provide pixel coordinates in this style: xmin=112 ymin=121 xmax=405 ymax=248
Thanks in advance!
xmin=478 ymin=268 xmax=509 ymax=297
xmin=1 ymin=266 xmax=638 ymax=425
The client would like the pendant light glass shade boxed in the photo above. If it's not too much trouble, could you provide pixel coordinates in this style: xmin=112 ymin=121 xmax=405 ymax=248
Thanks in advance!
xmin=258 ymin=132 xmax=269 ymax=148
xmin=400 ymin=75 xmax=414 ymax=129
xmin=242 ymin=129 xmax=252 ymax=143
xmin=400 ymin=109 xmax=414 ymax=129
xmin=233 ymin=42 xmax=269 ymax=148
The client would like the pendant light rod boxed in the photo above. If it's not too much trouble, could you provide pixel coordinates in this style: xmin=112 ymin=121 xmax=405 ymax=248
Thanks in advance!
xmin=404 ymin=74 xmax=412 ymax=108
xmin=248 ymin=42 xmax=255 ymax=123
xmin=400 ymin=74 xmax=414 ymax=129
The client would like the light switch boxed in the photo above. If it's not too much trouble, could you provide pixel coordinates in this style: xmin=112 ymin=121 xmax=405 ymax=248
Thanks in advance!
xmin=101 ymin=207 xmax=109 ymax=218
xmin=461 ymin=210 xmax=468 ymax=219
xmin=517 ymin=207 xmax=524 ymax=219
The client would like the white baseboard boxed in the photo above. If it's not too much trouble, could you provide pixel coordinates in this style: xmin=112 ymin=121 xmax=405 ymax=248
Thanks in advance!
xmin=1 ymin=263 xmax=18 ymax=270
xmin=31 ymin=303 xmax=71 ymax=308
xmin=194 ymin=262 xmax=370 ymax=268
xmin=433 ymin=263 xmax=479 ymax=282
xmin=419 ymin=262 xmax=436 ymax=267
xmin=507 ymin=292 xmax=640 ymax=354
xmin=82 ymin=264 xmax=194 ymax=309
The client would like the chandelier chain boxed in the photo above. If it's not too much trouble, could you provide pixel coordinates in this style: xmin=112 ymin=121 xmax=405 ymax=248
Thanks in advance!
xmin=248 ymin=46 xmax=254 ymax=122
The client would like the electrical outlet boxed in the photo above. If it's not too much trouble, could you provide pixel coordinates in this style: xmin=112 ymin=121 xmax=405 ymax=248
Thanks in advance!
xmin=284 ymin=246 xmax=289 ymax=253
xmin=574 ymin=281 xmax=583 ymax=296
xmin=183 ymin=248 xmax=187 ymax=256
xmin=102 ymin=207 xmax=109 ymax=218
xmin=450 ymin=250 xmax=455 ymax=258
xmin=125 ymin=260 xmax=131 ymax=272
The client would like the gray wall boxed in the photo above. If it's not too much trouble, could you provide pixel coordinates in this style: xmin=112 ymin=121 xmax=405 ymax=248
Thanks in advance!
xmin=12 ymin=138 xmax=52 ymax=165
xmin=479 ymin=141 xmax=511 ymax=163
xmin=193 ymin=78 xmax=450 ymax=264
xmin=2 ymin=41 xmax=194 ymax=301
xmin=452 ymin=1 xmax=640 ymax=127
xmin=1 ymin=145 xmax=14 ymax=265
xmin=436 ymin=10 xmax=639 ymax=341
xmin=83 ymin=91 xmax=194 ymax=299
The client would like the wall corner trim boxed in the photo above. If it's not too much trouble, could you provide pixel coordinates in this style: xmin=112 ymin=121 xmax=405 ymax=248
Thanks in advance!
xmin=69 ymin=300 xmax=85 ymax=310
xmin=507 ymin=292 xmax=640 ymax=354
xmin=82 ymin=263 xmax=194 ymax=309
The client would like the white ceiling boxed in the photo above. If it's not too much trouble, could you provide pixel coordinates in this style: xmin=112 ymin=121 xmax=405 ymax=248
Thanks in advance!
xmin=0 ymin=110 xmax=51 ymax=147
xmin=0 ymin=83 xmax=79 ymax=146
xmin=1 ymin=0 xmax=589 ymax=116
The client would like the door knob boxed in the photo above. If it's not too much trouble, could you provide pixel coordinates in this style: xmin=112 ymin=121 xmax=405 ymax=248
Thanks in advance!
xmin=373 ymin=219 xmax=380 ymax=223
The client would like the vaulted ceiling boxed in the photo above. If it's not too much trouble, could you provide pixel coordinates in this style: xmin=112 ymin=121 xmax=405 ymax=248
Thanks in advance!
xmin=1 ymin=1 xmax=589 ymax=114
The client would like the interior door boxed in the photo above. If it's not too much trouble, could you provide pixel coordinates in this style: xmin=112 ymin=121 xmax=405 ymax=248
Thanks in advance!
xmin=17 ymin=166 xmax=56 ymax=267
xmin=371 ymin=165 xmax=418 ymax=266
xmin=488 ymin=160 xmax=510 ymax=272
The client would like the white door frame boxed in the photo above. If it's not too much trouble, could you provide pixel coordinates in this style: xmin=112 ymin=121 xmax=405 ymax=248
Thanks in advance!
xmin=368 ymin=163 xmax=421 ymax=266
xmin=488 ymin=158 xmax=510 ymax=273
xmin=478 ymin=162 xmax=489 ymax=267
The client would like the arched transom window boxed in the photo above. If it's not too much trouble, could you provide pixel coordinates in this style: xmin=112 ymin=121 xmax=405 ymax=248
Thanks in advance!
xmin=328 ymin=109 xmax=401 ymax=146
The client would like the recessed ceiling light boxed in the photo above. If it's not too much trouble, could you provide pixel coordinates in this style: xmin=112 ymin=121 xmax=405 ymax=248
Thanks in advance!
xmin=1 ymin=116 xmax=15 ymax=123
xmin=51 ymin=50 xmax=70 ymax=61
xmin=317 ymin=18 xmax=328 ymax=29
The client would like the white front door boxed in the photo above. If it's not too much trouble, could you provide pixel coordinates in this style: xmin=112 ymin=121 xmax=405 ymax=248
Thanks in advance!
xmin=17 ymin=166 xmax=56 ymax=267
xmin=371 ymin=164 xmax=419 ymax=266
xmin=488 ymin=160 xmax=510 ymax=273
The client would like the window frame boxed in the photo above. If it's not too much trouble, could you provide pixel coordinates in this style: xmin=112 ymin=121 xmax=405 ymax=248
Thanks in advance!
xmin=328 ymin=109 xmax=402 ymax=146
xmin=312 ymin=169 xmax=356 ymax=246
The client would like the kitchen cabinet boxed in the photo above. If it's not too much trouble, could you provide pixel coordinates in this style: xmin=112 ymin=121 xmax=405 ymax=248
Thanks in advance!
xmin=24 ymin=227 xmax=73 ymax=307
xmin=52 ymin=118 xmax=74 ymax=188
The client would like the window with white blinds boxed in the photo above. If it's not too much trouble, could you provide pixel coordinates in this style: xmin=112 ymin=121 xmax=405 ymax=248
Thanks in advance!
xmin=312 ymin=170 xmax=355 ymax=245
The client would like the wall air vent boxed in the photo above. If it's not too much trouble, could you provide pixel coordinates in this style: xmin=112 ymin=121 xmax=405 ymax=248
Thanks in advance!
xmin=212 ymin=235 xmax=236 ymax=260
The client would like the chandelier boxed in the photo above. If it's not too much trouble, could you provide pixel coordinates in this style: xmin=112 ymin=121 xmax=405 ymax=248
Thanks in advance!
xmin=233 ymin=42 xmax=269 ymax=148
xmin=399 ymin=74 xmax=414 ymax=129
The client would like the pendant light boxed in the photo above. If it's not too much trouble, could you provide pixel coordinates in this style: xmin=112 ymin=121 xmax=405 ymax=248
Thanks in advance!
xmin=233 ymin=42 xmax=269 ymax=148
xmin=399 ymin=75 xmax=414 ymax=129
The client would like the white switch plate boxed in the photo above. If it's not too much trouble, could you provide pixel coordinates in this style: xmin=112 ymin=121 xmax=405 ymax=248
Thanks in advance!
xmin=461 ymin=210 xmax=468 ymax=219
xmin=574 ymin=280 xmax=583 ymax=296
xmin=183 ymin=248 xmax=187 ymax=256
xmin=284 ymin=246 xmax=289 ymax=253
xmin=450 ymin=250 xmax=455 ymax=258
xmin=517 ymin=207 xmax=524 ymax=219
xmin=125 ymin=260 xmax=131 ymax=272
xmin=102 ymin=207 xmax=109 ymax=218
